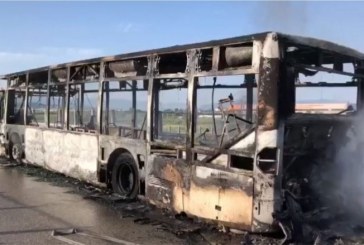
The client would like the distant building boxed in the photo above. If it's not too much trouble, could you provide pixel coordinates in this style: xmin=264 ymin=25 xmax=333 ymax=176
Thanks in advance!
xmin=295 ymin=103 xmax=350 ymax=114
xmin=224 ymin=102 xmax=351 ymax=114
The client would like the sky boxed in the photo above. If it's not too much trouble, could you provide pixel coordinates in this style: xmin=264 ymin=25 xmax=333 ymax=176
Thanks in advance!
xmin=0 ymin=1 xmax=363 ymax=104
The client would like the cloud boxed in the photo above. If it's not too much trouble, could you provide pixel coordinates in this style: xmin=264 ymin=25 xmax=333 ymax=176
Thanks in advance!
xmin=0 ymin=47 xmax=104 ymax=75
xmin=117 ymin=22 xmax=140 ymax=33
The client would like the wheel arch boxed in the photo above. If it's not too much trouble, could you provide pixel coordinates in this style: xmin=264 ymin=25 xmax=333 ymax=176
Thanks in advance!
xmin=8 ymin=132 xmax=23 ymax=160
xmin=9 ymin=132 xmax=21 ymax=144
xmin=106 ymin=148 xmax=137 ymax=185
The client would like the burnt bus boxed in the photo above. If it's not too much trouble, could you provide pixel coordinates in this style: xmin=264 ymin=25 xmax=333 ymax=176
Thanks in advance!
xmin=0 ymin=32 xmax=363 ymax=234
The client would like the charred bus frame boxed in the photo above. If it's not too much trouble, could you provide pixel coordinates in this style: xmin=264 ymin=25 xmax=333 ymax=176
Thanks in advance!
xmin=0 ymin=32 xmax=363 ymax=233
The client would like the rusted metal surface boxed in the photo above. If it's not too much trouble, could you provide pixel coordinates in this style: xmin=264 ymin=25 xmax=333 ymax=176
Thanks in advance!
xmin=146 ymin=156 xmax=254 ymax=230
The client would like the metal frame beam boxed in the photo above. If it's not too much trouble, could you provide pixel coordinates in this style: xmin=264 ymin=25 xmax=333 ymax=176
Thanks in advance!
xmin=294 ymin=63 xmax=364 ymax=78
xmin=97 ymin=62 xmax=105 ymax=133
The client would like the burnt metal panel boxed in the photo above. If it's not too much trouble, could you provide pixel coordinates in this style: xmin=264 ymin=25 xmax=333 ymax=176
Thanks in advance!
xmin=46 ymin=69 xmax=51 ymax=128
xmin=252 ymin=33 xmax=283 ymax=233
xmin=356 ymin=61 xmax=364 ymax=111
xmin=280 ymin=33 xmax=364 ymax=60
xmin=64 ymin=67 xmax=70 ymax=130
xmin=97 ymin=62 xmax=105 ymax=133
xmin=224 ymin=46 xmax=253 ymax=67
xmin=186 ymin=49 xmax=198 ymax=161
xmin=146 ymin=156 xmax=254 ymax=230
xmin=4 ymin=32 xmax=363 ymax=79
xmin=23 ymin=73 xmax=29 ymax=126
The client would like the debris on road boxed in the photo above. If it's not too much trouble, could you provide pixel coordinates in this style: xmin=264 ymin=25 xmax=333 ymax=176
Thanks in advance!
xmin=0 ymin=160 xmax=280 ymax=244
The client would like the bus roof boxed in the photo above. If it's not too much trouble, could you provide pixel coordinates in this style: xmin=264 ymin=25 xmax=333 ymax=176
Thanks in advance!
xmin=1 ymin=31 xmax=364 ymax=79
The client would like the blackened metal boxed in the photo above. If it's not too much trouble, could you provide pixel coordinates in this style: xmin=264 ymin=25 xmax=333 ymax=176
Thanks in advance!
xmin=104 ymin=82 xmax=109 ymax=134
xmin=186 ymin=50 xmax=198 ymax=161
xmin=286 ymin=114 xmax=353 ymax=125
xmin=159 ymin=52 xmax=187 ymax=74
xmin=211 ymin=77 xmax=218 ymax=142
xmin=294 ymin=63 xmax=364 ymax=79
xmin=149 ymin=156 xmax=253 ymax=197
xmin=246 ymin=74 xmax=254 ymax=122
xmin=153 ymin=81 xmax=160 ymax=140
xmin=191 ymin=171 xmax=253 ymax=196
xmin=279 ymin=54 xmax=296 ymax=118
xmin=29 ymin=71 xmax=48 ymax=84
xmin=46 ymin=69 xmax=51 ymax=128
xmin=97 ymin=62 xmax=105 ymax=133
xmin=70 ymin=66 xmax=84 ymax=81
xmin=146 ymin=78 xmax=154 ymax=142
xmin=225 ymin=46 xmax=252 ymax=67
xmin=109 ymin=60 xmax=138 ymax=73
xmin=356 ymin=61 xmax=364 ymax=112
xmin=132 ymin=80 xmax=137 ymax=138
xmin=23 ymin=73 xmax=29 ymax=125
xmin=258 ymin=57 xmax=280 ymax=130
xmin=193 ymin=146 xmax=254 ymax=160
xmin=149 ymin=156 xmax=191 ymax=189
xmin=52 ymin=69 xmax=67 ymax=80
xmin=201 ymin=127 xmax=256 ymax=163
xmin=80 ymin=83 xmax=85 ymax=126
xmin=64 ymin=67 xmax=70 ymax=130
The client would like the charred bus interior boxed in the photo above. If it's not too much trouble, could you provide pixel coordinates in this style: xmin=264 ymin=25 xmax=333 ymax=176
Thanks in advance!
xmin=277 ymin=42 xmax=364 ymax=242
xmin=0 ymin=33 xmax=364 ymax=242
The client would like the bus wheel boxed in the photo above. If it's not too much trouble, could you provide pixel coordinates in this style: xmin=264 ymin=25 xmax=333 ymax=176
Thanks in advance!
xmin=111 ymin=153 xmax=139 ymax=198
xmin=11 ymin=143 xmax=23 ymax=162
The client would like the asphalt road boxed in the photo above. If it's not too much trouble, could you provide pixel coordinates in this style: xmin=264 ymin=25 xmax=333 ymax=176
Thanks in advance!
xmin=0 ymin=162 xmax=185 ymax=245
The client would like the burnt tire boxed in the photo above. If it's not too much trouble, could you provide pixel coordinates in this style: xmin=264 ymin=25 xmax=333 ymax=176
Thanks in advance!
xmin=11 ymin=143 xmax=23 ymax=162
xmin=111 ymin=153 xmax=139 ymax=198
xmin=7 ymin=142 xmax=13 ymax=159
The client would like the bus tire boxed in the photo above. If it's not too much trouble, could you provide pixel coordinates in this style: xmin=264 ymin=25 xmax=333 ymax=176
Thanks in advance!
xmin=11 ymin=143 xmax=23 ymax=162
xmin=6 ymin=142 xmax=13 ymax=159
xmin=111 ymin=153 xmax=139 ymax=199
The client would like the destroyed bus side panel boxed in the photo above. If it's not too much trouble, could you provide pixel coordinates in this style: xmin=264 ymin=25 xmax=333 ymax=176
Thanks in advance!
xmin=2 ymin=69 xmax=101 ymax=184
xmin=25 ymin=128 xmax=99 ymax=184
xmin=97 ymin=78 xmax=149 ymax=187
xmin=145 ymin=34 xmax=283 ymax=232
xmin=147 ymin=156 xmax=254 ymax=230
xmin=145 ymin=39 xmax=265 ymax=230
